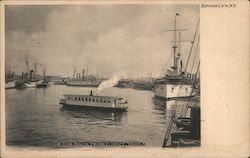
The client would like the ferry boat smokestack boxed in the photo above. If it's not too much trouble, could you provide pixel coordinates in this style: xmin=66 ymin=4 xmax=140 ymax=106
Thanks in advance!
xmin=90 ymin=90 xmax=93 ymax=96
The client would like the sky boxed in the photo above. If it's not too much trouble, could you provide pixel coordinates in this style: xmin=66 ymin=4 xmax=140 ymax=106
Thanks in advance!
xmin=5 ymin=4 xmax=199 ymax=78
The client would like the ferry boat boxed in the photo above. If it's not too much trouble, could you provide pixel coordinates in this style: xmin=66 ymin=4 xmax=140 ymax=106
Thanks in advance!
xmin=153 ymin=14 xmax=199 ymax=100
xmin=59 ymin=91 xmax=128 ymax=112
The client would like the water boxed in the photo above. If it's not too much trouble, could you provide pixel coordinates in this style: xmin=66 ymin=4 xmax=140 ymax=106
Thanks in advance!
xmin=6 ymin=85 xmax=184 ymax=148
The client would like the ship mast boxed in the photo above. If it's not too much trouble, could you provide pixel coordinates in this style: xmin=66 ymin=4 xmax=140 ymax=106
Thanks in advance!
xmin=9 ymin=64 xmax=11 ymax=73
xmin=86 ymin=60 xmax=89 ymax=77
xmin=172 ymin=13 xmax=178 ymax=73
xmin=43 ymin=68 xmax=46 ymax=81
xmin=184 ymin=19 xmax=200 ymax=74
xmin=73 ymin=63 xmax=76 ymax=78
xmin=34 ymin=56 xmax=37 ymax=79
xmin=172 ymin=13 xmax=185 ymax=76
xmin=161 ymin=13 xmax=188 ymax=78
xmin=26 ymin=48 xmax=29 ymax=74
xmin=178 ymin=31 xmax=182 ymax=73
xmin=167 ymin=13 xmax=188 ymax=76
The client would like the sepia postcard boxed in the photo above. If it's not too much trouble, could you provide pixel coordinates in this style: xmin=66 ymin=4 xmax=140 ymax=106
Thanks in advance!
xmin=0 ymin=0 xmax=249 ymax=158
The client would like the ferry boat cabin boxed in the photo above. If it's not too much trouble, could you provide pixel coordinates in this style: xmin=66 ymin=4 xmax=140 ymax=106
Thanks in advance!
xmin=60 ymin=94 xmax=128 ymax=111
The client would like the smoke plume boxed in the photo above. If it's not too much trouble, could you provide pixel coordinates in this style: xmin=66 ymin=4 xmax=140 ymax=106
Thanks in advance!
xmin=97 ymin=72 xmax=125 ymax=93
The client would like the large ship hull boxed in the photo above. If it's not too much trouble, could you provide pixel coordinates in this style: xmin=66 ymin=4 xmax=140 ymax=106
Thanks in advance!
xmin=24 ymin=82 xmax=37 ymax=88
xmin=37 ymin=82 xmax=48 ymax=88
xmin=154 ymin=84 xmax=194 ymax=100
xmin=15 ymin=80 xmax=25 ymax=89
xmin=66 ymin=80 xmax=100 ymax=87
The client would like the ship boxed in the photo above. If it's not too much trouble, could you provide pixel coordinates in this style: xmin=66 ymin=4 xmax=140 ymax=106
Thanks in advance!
xmin=66 ymin=68 xmax=101 ymax=87
xmin=132 ymin=77 xmax=154 ymax=91
xmin=132 ymin=81 xmax=154 ymax=91
xmin=115 ymin=79 xmax=133 ymax=88
xmin=24 ymin=70 xmax=37 ymax=88
xmin=36 ymin=68 xmax=48 ymax=88
xmin=22 ymin=50 xmax=38 ymax=88
xmin=59 ymin=91 xmax=128 ymax=112
xmin=15 ymin=79 xmax=25 ymax=89
xmin=5 ymin=81 xmax=15 ymax=89
xmin=5 ymin=66 xmax=16 ymax=89
xmin=24 ymin=81 xmax=36 ymax=88
xmin=36 ymin=80 xmax=48 ymax=88
xmin=153 ymin=13 xmax=200 ymax=100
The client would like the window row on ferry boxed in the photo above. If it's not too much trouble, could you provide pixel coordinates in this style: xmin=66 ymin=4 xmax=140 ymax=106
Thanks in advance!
xmin=67 ymin=96 xmax=111 ymax=103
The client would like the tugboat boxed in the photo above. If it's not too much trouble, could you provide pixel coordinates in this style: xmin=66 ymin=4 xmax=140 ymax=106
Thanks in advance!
xmin=59 ymin=91 xmax=128 ymax=112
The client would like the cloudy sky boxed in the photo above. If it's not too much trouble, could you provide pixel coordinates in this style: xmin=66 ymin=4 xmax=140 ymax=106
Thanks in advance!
xmin=5 ymin=4 xmax=199 ymax=78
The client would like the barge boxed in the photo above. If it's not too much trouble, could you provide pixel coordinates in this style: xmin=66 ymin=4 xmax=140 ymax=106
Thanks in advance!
xmin=59 ymin=91 xmax=128 ymax=112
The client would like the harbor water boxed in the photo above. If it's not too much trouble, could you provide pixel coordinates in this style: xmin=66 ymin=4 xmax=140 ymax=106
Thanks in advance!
xmin=6 ymin=85 xmax=186 ymax=148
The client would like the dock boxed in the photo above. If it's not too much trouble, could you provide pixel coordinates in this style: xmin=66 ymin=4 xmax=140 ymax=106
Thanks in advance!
xmin=162 ymin=98 xmax=200 ymax=147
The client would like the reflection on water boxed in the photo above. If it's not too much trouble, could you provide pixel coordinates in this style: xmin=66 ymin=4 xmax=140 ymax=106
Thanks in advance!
xmin=152 ymin=97 xmax=167 ymax=110
xmin=152 ymin=97 xmax=197 ymax=121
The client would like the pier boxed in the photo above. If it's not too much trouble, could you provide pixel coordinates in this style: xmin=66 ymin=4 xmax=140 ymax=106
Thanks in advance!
xmin=162 ymin=97 xmax=200 ymax=147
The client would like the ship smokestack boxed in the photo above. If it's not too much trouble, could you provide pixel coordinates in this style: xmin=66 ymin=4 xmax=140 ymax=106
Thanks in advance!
xmin=30 ymin=70 xmax=34 ymax=79
xmin=22 ymin=72 xmax=24 ymax=80
xmin=82 ymin=69 xmax=85 ymax=80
